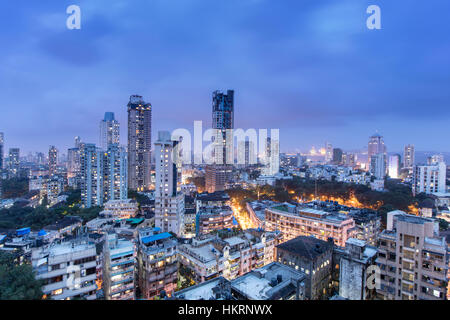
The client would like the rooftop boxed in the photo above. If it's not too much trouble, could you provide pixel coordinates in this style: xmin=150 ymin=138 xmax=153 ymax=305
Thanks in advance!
xmin=196 ymin=191 xmax=230 ymax=202
xmin=141 ymin=232 xmax=173 ymax=244
xmin=231 ymin=262 xmax=305 ymax=300
xmin=276 ymin=236 xmax=333 ymax=260
xmin=174 ymin=277 xmax=230 ymax=300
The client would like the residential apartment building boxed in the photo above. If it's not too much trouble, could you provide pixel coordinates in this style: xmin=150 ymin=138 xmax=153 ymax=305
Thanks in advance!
xmin=137 ymin=228 xmax=178 ymax=299
xmin=205 ymin=164 xmax=233 ymax=194
xmin=412 ymin=162 xmax=447 ymax=195
xmin=276 ymin=236 xmax=334 ymax=300
xmin=99 ymin=112 xmax=120 ymax=150
xmin=404 ymin=144 xmax=415 ymax=169
xmin=127 ymin=95 xmax=152 ymax=191
xmin=8 ymin=148 xmax=20 ymax=176
xmin=195 ymin=206 xmax=234 ymax=236
xmin=368 ymin=133 xmax=386 ymax=171
xmin=338 ymin=238 xmax=377 ymax=300
xmin=154 ymin=131 xmax=185 ymax=236
xmin=370 ymin=153 xmax=386 ymax=180
xmin=31 ymin=239 xmax=98 ymax=300
xmin=230 ymin=262 xmax=306 ymax=300
xmin=173 ymin=262 xmax=306 ymax=300
xmin=265 ymin=203 xmax=356 ymax=247
xmin=195 ymin=191 xmax=230 ymax=212
xmin=178 ymin=229 xmax=278 ymax=284
xmin=103 ymin=233 xmax=135 ymax=300
xmin=100 ymin=199 xmax=138 ymax=219
xmin=376 ymin=210 xmax=449 ymax=300
xmin=48 ymin=145 xmax=58 ymax=176
xmin=80 ymin=143 xmax=128 ymax=208
xmin=205 ymin=90 xmax=234 ymax=193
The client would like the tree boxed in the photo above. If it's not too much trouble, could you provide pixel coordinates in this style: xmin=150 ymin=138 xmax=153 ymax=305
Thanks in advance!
xmin=65 ymin=189 xmax=81 ymax=206
xmin=186 ymin=177 xmax=205 ymax=192
xmin=128 ymin=189 xmax=151 ymax=207
xmin=0 ymin=252 xmax=44 ymax=300
xmin=0 ymin=177 xmax=29 ymax=199
xmin=438 ymin=219 xmax=449 ymax=231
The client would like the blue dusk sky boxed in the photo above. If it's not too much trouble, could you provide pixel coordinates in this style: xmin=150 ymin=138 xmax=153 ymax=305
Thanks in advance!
xmin=0 ymin=0 xmax=449 ymax=155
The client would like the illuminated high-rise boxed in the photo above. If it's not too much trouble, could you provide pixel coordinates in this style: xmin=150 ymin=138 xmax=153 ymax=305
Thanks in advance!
xmin=104 ymin=144 xmax=128 ymax=202
xmin=48 ymin=145 xmax=58 ymax=176
xmin=403 ymin=144 xmax=415 ymax=169
xmin=206 ymin=90 xmax=234 ymax=193
xmin=388 ymin=154 xmax=401 ymax=179
xmin=80 ymin=143 xmax=128 ymax=208
xmin=100 ymin=112 xmax=120 ymax=150
xmin=8 ymin=148 xmax=20 ymax=176
xmin=154 ymin=131 xmax=184 ymax=236
xmin=368 ymin=133 xmax=386 ymax=173
xmin=80 ymin=143 xmax=103 ymax=208
xmin=127 ymin=95 xmax=152 ymax=191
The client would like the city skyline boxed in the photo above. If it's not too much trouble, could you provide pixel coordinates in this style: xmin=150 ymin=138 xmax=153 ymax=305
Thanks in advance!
xmin=0 ymin=1 xmax=450 ymax=154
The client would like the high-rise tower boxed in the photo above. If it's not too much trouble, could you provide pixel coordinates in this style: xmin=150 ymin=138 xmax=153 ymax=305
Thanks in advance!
xmin=206 ymin=90 xmax=234 ymax=193
xmin=127 ymin=95 xmax=152 ymax=191
xmin=48 ymin=145 xmax=58 ymax=176
xmin=154 ymin=131 xmax=184 ymax=236
xmin=368 ymin=133 xmax=386 ymax=174
xmin=404 ymin=144 xmax=415 ymax=169
xmin=100 ymin=112 xmax=120 ymax=150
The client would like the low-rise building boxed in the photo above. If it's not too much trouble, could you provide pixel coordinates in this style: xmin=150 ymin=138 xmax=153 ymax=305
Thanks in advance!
xmin=173 ymin=276 xmax=232 ymax=300
xmin=103 ymin=233 xmax=136 ymax=300
xmin=376 ymin=211 xmax=449 ymax=300
xmin=100 ymin=199 xmax=138 ymax=219
xmin=195 ymin=206 xmax=234 ymax=236
xmin=276 ymin=235 xmax=334 ymax=300
xmin=338 ymin=238 xmax=378 ymax=300
xmin=31 ymin=239 xmax=98 ymax=300
xmin=230 ymin=262 xmax=306 ymax=300
xmin=178 ymin=229 xmax=278 ymax=284
xmin=44 ymin=216 xmax=82 ymax=238
xmin=265 ymin=203 xmax=355 ymax=246
xmin=137 ymin=228 xmax=178 ymax=299
xmin=195 ymin=191 xmax=230 ymax=213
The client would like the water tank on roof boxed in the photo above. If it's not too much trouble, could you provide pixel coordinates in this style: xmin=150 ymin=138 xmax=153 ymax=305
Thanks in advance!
xmin=270 ymin=278 xmax=277 ymax=287
xmin=277 ymin=274 xmax=283 ymax=284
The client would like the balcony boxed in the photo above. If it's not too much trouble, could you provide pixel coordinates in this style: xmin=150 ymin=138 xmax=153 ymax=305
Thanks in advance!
xmin=111 ymin=282 xmax=134 ymax=295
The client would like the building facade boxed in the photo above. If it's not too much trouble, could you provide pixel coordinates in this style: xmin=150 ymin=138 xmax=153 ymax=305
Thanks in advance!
xmin=265 ymin=204 xmax=356 ymax=247
xmin=127 ymin=95 xmax=152 ymax=191
xmin=80 ymin=143 xmax=127 ymax=208
xmin=195 ymin=206 xmax=234 ymax=236
xmin=99 ymin=112 xmax=120 ymax=150
xmin=103 ymin=233 xmax=135 ymax=300
xmin=48 ymin=145 xmax=58 ymax=176
xmin=388 ymin=154 xmax=401 ymax=179
xmin=137 ymin=228 xmax=178 ymax=299
xmin=376 ymin=211 xmax=449 ymax=300
xmin=412 ymin=162 xmax=446 ymax=195
xmin=178 ymin=229 xmax=278 ymax=284
xmin=31 ymin=240 xmax=98 ymax=300
xmin=338 ymin=238 xmax=377 ymax=300
xmin=404 ymin=144 xmax=415 ymax=169
xmin=154 ymin=131 xmax=185 ymax=236
xmin=276 ymin=236 xmax=334 ymax=300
